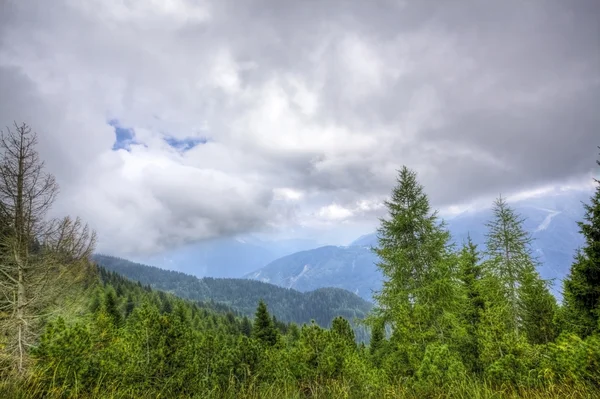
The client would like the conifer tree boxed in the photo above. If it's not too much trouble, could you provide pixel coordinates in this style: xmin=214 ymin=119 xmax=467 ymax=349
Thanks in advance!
xmin=369 ymin=319 xmax=387 ymax=368
xmin=288 ymin=322 xmax=301 ymax=342
xmin=104 ymin=287 xmax=123 ymax=327
xmin=372 ymin=166 xmax=461 ymax=373
xmin=252 ymin=300 xmax=278 ymax=346
xmin=369 ymin=320 xmax=385 ymax=356
xmin=563 ymin=149 xmax=600 ymax=337
xmin=483 ymin=196 xmax=554 ymax=341
xmin=331 ymin=316 xmax=355 ymax=347
xmin=484 ymin=196 xmax=529 ymax=336
xmin=125 ymin=293 xmax=135 ymax=318
xmin=458 ymin=236 xmax=484 ymax=372
xmin=241 ymin=316 xmax=252 ymax=337
xmin=519 ymin=266 xmax=557 ymax=344
xmin=459 ymin=237 xmax=484 ymax=314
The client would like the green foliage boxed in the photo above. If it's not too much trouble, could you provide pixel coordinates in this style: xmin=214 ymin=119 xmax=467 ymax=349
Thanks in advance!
xmin=371 ymin=166 xmax=463 ymax=376
xmin=368 ymin=319 xmax=385 ymax=356
xmin=483 ymin=196 xmax=557 ymax=349
xmin=541 ymin=333 xmax=600 ymax=386
xmin=416 ymin=343 xmax=466 ymax=387
xmin=4 ymin=235 xmax=600 ymax=399
xmin=94 ymin=254 xmax=372 ymax=341
xmin=102 ymin=286 xmax=123 ymax=327
xmin=253 ymin=300 xmax=279 ymax=346
xmin=241 ymin=316 xmax=252 ymax=337
xmin=563 ymin=153 xmax=600 ymax=337
xmin=484 ymin=340 xmax=542 ymax=386
xmin=519 ymin=267 xmax=558 ymax=344
xmin=331 ymin=316 xmax=355 ymax=347
xmin=457 ymin=237 xmax=485 ymax=373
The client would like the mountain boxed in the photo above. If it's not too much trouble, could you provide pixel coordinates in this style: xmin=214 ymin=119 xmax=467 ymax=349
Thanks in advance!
xmin=93 ymin=254 xmax=373 ymax=334
xmin=244 ymin=245 xmax=381 ymax=300
xmin=447 ymin=192 xmax=587 ymax=292
xmin=135 ymin=236 xmax=320 ymax=278
xmin=246 ymin=190 xmax=590 ymax=300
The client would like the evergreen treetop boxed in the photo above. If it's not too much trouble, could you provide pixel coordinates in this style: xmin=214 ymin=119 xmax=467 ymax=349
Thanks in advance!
xmin=563 ymin=149 xmax=600 ymax=336
xmin=252 ymin=300 xmax=279 ymax=346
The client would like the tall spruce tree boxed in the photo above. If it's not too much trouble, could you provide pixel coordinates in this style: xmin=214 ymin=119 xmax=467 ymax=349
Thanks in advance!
xmin=563 ymin=149 xmax=600 ymax=337
xmin=252 ymin=300 xmax=278 ymax=346
xmin=369 ymin=319 xmax=385 ymax=356
xmin=483 ymin=196 xmax=555 ymax=341
xmin=241 ymin=316 xmax=252 ymax=337
xmin=331 ymin=316 xmax=355 ymax=347
xmin=372 ymin=166 xmax=461 ymax=373
xmin=458 ymin=236 xmax=484 ymax=372
xmin=519 ymin=266 xmax=557 ymax=344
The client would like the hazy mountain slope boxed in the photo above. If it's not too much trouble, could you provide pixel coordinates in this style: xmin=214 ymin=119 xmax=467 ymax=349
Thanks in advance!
xmin=136 ymin=236 xmax=320 ymax=278
xmin=248 ymin=191 xmax=589 ymax=300
xmin=245 ymin=246 xmax=381 ymax=300
xmin=93 ymin=255 xmax=373 ymax=330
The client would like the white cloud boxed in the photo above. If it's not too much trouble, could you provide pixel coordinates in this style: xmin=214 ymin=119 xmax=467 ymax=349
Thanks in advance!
xmin=274 ymin=188 xmax=304 ymax=201
xmin=0 ymin=0 xmax=597 ymax=257
xmin=211 ymin=49 xmax=242 ymax=94
xmin=316 ymin=204 xmax=354 ymax=221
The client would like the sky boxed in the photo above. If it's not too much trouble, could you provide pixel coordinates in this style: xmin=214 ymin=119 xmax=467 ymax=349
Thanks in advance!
xmin=0 ymin=0 xmax=599 ymax=257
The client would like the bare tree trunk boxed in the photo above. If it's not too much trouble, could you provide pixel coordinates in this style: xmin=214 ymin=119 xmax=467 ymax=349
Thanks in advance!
xmin=16 ymin=256 xmax=25 ymax=373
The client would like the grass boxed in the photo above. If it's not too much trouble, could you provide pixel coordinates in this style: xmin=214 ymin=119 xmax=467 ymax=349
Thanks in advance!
xmin=1 ymin=375 xmax=598 ymax=399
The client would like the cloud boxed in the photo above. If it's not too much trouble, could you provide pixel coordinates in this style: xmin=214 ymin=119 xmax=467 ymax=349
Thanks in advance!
xmin=0 ymin=0 xmax=598 ymax=256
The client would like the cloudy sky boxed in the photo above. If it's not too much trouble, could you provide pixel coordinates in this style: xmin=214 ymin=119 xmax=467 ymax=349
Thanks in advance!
xmin=0 ymin=0 xmax=599 ymax=256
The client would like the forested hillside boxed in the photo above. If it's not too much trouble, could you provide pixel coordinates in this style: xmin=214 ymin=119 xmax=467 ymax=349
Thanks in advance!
xmin=93 ymin=254 xmax=372 ymax=334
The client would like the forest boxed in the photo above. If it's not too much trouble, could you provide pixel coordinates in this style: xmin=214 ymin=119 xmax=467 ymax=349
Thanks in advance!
xmin=92 ymin=254 xmax=373 ymax=340
xmin=0 ymin=122 xmax=599 ymax=398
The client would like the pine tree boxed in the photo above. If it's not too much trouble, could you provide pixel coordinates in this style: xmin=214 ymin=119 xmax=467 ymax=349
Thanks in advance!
xmin=483 ymin=196 xmax=554 ymax=341
xmin=241 ymin=316 xmax=252 ymax=337
xmin=369 ymin=320 xmax=385 ymax=355
xmin=104 ymin=287 xmax=122 ymax=327
xmin=563 ymin=149 xmax=600 ymax=337
xmin=369 ymin=319 xmax=387 ymax=367
xmin=252 ymin=300 xmax=278 ymax=346
xmin=125 ymin=293 xmax=135 ymax=318
xmin=331 ymin=316 xmax=355 ymax=347
xmin=371 ymin=166 xmax=461 ymax=373
xmin=519 ymin=266 xmax=557 ymax=344
xmin=288 ymin=322 xmax=301 ymax=342
xmin=458 ymin=236 xmax=484 ymax=372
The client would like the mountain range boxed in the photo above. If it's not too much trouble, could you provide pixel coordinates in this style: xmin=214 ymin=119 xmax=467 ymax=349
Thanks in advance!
xmin=244 ymin=245 xmax=380 ymax=300
xmin=245 ymin=190 xmax=590 ymax=301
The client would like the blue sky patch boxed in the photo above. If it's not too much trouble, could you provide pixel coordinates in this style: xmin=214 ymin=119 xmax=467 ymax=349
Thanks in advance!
xmin=109 ymin=119 xmax=205 ymax=152
xmin=164 ymin=136 xmax=207 ymax=152
xmin=109 ymin=119 xmax=139 ymax=151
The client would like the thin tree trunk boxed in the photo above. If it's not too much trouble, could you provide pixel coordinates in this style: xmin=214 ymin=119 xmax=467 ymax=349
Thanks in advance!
xmin=16 ymin=254 xmax=26 ymax=372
